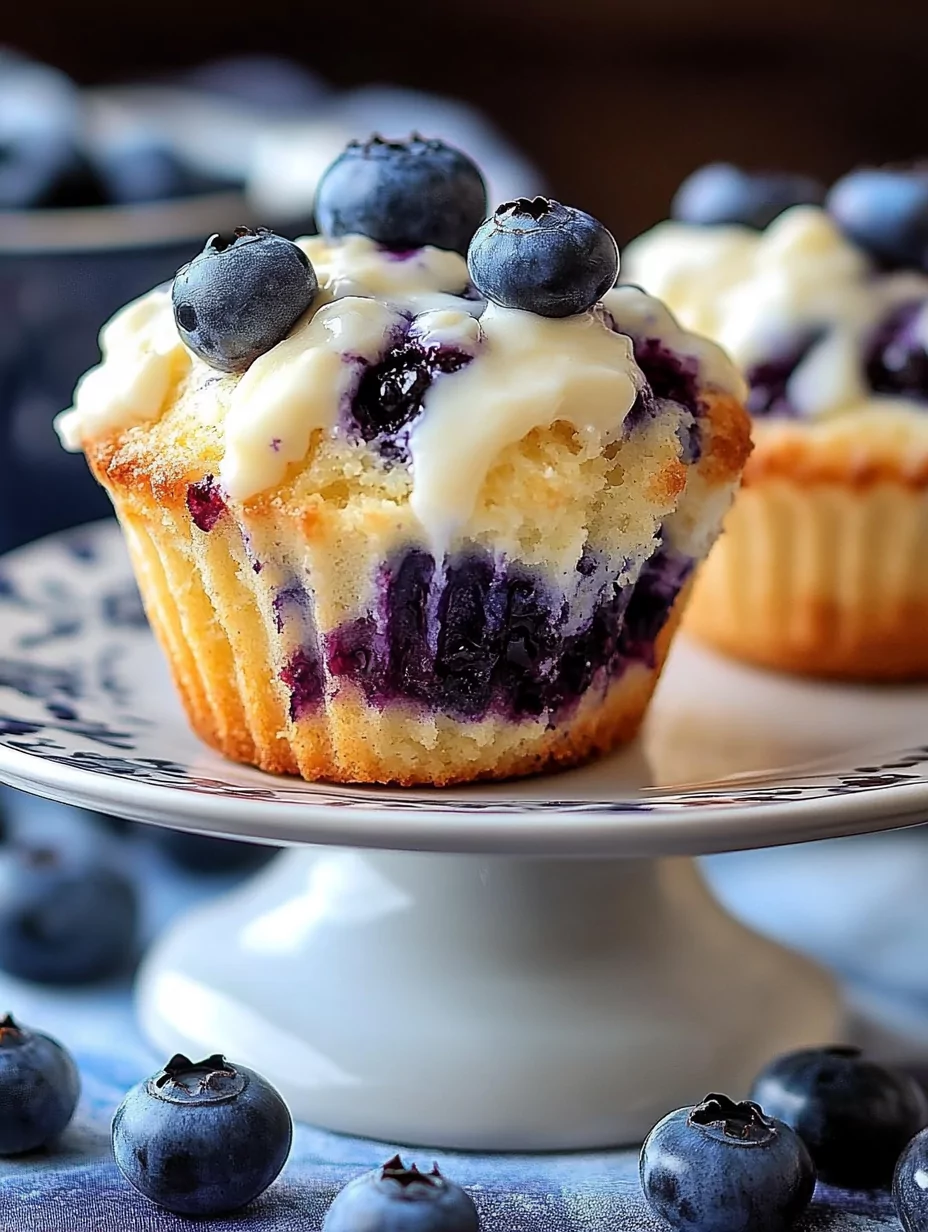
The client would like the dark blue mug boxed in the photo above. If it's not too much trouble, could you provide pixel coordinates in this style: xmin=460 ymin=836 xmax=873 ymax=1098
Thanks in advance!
xmin=0 ymin=194 xmax=252 ymax=554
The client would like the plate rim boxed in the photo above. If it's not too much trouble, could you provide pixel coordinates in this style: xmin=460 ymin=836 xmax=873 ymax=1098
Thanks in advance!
xmin=1 ymin=734 xmax=927 ymax=857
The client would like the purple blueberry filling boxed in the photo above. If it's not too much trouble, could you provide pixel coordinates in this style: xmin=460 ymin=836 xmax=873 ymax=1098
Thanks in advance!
xmin=322 ymin=545 xmax=692 ymax=722
xmin=619 ymin=548 xmax=693 ymax=665
xmin=379 ymin=247 xmax=422 ymax=262
xmin=351 ymin=341 xmax=472 ymax=460
xmin=608 ymin=325 xmax=704 ymax=461
xmin=385 ymin=549 xmax=437 ymax=698
xmin=279 ymin=648 xmax=324 ymax=720
xmin=866 ymin=300 xmax=928 ymax=401
xmin=745 ymin=330 xmax=824 ymax=418
xmin=744 ymin=302 xmax=928 ymax=417
xmin=631 ymin=336 xmax=701 ymax=418
xmin=186 ymin=476 xmax=226 ymax=532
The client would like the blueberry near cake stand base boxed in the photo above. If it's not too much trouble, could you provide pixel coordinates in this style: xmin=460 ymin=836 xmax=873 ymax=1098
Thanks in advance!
xmin=2 ymin=523 xmax=928 ymax=1149
xmin=136 ymin=848 xmax=838 ymax=1149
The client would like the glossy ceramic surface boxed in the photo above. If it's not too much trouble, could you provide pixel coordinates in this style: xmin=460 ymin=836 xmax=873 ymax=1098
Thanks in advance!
xmin=137 ymin=848 xmax=840 ymax=1148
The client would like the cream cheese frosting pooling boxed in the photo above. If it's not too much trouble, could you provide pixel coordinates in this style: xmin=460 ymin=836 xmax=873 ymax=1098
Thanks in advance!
xmin=57 ymin=233 xmax=744 ymax=543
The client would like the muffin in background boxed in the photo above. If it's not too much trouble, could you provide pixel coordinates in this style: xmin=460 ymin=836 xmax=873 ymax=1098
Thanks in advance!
xmin=57 ymin=138 xmax=751 ymax=785
xmin=625 ymin=168 xmax=928 ymax=680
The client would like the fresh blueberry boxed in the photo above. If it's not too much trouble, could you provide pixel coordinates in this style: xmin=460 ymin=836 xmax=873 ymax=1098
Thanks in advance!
xmin=468 ymin=197 xmax=618 ymax=318
xmin=865 ymin=301 xmax=928 ymax=401
xmin=172 ymin=227 xmax=318 ymax=371
xmin=150 ymin=829 xmax=281 ymax=874
xmin=97 ymin=135 xmax=237 ymax=205
xmin=827 ymin=168 xmax=928 ymax=269
xmin=671 ymin=164 xmax=826 ymax=229
xmin=750 ymin=1045 xmax=928 ymax=1189
xmin=112 ymin=1052 xmax=292 ymax=1216
xmin=323 ymin=1155 xmax=480 ymax=1232
xmin=639 ymin=1093 xmax=815 ymax=1232
xmin=315 ymin=134 xmax=487 ymax=256
xmin=894 ymin=1126 xmax=928 ymax=1231
xmin=0 ymin=846 xmax=139 ymax=984
xmin=0 ymin=1014 xmax=80 ymax=1155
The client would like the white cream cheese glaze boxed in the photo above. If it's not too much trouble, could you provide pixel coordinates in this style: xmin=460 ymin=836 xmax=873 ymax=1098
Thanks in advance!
xmin=603 ymin=285 xmax=748 ymax=402
xmin=55 ymin=291 xmax=190 ymax=450
xmin=299 ymin=233 xmax=469 ymax=305
xmin=57 ymin=233 xmax=744 ymax=541
xmin=623 ymin=205 xmax=928 ymax=420
xmin=222 ymin=297 xmax=402 ymax=500
xmin=408 ymin=304 xmax=641 ymax=542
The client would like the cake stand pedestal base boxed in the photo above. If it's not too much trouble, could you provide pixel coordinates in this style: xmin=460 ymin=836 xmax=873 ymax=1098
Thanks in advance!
xmin=136 ymin=847 xmax=840 ymax=1150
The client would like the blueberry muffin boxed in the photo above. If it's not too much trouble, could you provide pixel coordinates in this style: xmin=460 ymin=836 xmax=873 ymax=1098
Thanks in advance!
xmin=57 ymin=137 xmax=750 ymax=785
xmin=625 ymin=166 xmax=928 ymax=680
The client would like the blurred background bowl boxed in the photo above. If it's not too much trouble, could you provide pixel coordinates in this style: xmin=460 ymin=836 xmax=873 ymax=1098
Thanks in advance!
xmin=0 ymin=192 xmax=251 ymax=553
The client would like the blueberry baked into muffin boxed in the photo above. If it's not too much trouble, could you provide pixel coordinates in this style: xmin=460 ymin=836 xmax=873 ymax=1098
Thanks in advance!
xmin=57 ymin=136 xmax=751 ymax=784
xmin=626 ymin=165 xmax=928 ymax=680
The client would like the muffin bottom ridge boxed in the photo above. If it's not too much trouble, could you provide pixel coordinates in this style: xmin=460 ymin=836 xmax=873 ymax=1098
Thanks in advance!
xmin=120 ymin=503 xmax=692 ymax=786
xmin=157 ymin=598 xmax=688 ymax=788
xmin=685 ymin=478 xmax=928 ymax=681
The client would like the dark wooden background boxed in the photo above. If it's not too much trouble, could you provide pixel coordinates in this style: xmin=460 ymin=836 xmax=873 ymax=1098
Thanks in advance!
xmin=6 ymin=0 xmax=928 ymax=240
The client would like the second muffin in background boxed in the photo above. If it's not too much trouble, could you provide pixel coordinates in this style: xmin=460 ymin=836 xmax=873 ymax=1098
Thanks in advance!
xmin=625 ymin=170 xmax=928 ymax=680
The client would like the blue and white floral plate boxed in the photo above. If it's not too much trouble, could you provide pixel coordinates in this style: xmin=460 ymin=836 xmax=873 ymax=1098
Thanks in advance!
xmin=0 ymin=520 xmax=927 ymax=857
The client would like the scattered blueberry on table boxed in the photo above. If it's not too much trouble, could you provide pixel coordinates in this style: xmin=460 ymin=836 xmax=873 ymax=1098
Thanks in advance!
xmin=670 ymin=163 xmax=826 ymax=229
xmin=323 ymin=1154 xmax=480 ymax=1232
xmin=314 ymin=134 xmax=487 ymax=256
xmin=639 ymin=1092 xmax=815 ymax=1232
xmin=750 ymin=1045 xmax=928 ymax=1190
xmin=826 ymin=167 xmax=928 ymax=271
xmin=0 ymin=845 xmax=139 ymax=984
xmin=894 ymin=1126 xmax=928 ymax=1231
xmin=0 ymin=1013 xmax=80 ymax=1155
xmin=112 ymin=1052 xmax=293 ymax=1215
xmin=172 ymin=226 xmax=318 ymax=371
xmin=467 ymin=196 xmax=619 ymax=318
xmin=148 ymin=828 xmax=281 ymax=873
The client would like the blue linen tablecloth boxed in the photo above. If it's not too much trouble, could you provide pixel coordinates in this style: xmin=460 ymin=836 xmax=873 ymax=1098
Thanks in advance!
xmin=1 ymin=788 xmax=927 ymax=1231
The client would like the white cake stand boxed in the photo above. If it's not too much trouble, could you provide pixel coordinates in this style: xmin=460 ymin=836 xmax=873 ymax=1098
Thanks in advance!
xmin=1 ymin=522 xmax=928 ymax=1150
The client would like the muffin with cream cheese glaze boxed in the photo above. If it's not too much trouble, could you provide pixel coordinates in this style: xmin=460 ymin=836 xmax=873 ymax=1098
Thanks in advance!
xmin=625 ymin=179 xmax=928 ymax=681
xmin=56 ymin=137 xmax=750 ymax=785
